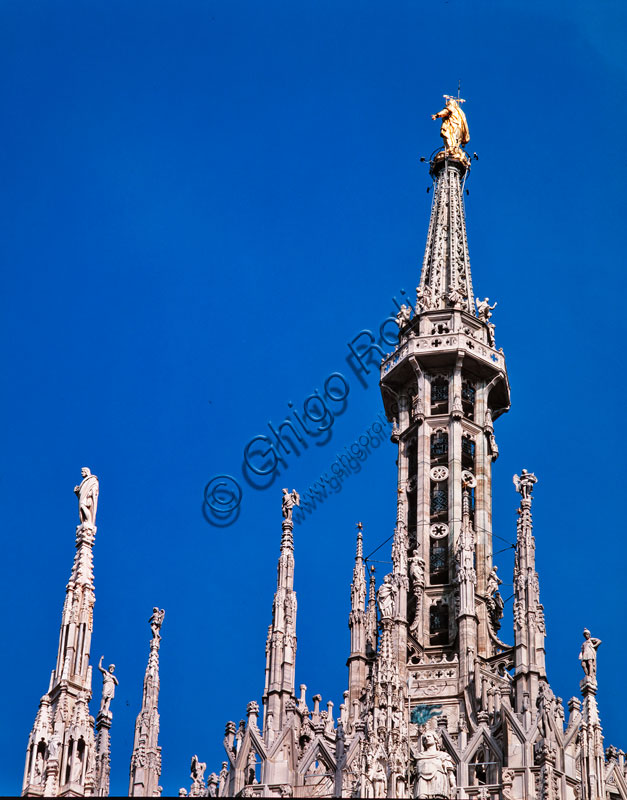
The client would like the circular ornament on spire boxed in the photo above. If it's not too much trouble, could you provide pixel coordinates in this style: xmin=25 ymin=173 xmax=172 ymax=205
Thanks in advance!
xmin=430 ymin=523 xmax=449 ymax=539
xmin=430 ymin=466 xmax=449 ymax=482
xmin=461 ymin=470 xmax=477 ymax=488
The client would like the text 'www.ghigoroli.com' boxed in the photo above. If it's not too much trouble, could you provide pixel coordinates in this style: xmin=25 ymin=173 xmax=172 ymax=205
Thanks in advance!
xmin=202 ymin=288 xmax=412 ymax=526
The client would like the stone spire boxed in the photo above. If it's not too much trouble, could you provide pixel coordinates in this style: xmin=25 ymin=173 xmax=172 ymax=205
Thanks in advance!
xmin=22 ymin=468 xmax=100 ymax=797
xmin=512 ymin=469 xmax=546 ymax=713
xmin=417 ymin=154 xmax=475 ymax=314
xmin=456 ymin=477 xmax=478 ymax=684
xmin=93 ymin=711 xmax=111 ymax=797
xmin=129 ymin=608 xmax=166 ymax=797
xmin=366 ymin=565 xmax=378 ymax=658
xmin=579 ymin=629 xmax=606 ymax=800
xmin=262 ymin=490 xmax=299 ymax=741
xmin=347 ymin=523 xmax=368 ymax=709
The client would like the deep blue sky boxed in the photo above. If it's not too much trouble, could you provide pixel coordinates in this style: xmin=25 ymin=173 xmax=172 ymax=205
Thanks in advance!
xmin=1 ymin=0 xmax=626 ymax=795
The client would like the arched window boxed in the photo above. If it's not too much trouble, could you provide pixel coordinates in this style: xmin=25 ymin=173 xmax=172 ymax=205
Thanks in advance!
xmin=429 ymin=538 xmax=449 ymax=585
xmin=461 ymin=434 xmax=475 ymax=471
xmin=430 ymin=430 xmax=448 ymax=466
xmin=430 ymin=376 xmax=449 ymax=415
xmin=430 ymin=479 xmax=448 ymax=522
xmin=462 ymin=379 xmax=476 ymax=420
xmin=429 ymin=602 xmax=449 ymax=645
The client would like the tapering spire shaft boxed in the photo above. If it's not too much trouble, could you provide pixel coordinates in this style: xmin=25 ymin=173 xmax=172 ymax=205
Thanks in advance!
xmin=512 ymin=470 xmax=546 ymax=712
xmin=129 ymin=609 xmax=165 ymax=797
xmin=22 ymin=469 xmax=100 ymax=798
xmin=418 ymin=158 xmax=474 ymax=314
xmin=262 ymin=496 xmax=298 ymax=740
xmin=347 ymin=524 xmax=368 ymax=709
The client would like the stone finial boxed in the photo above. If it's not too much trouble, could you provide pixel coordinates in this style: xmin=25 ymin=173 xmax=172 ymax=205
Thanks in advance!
xmin=74 ymin=467 xmax=99 ymax=528
xmin=281 ymin=489 xmax=300 ymax=522
xmin=246 ymin=701 xmax=259 ymax=729
xmin=579 ymin=629 xmax=602 ymax=680
xmin=149 ymin=608 xmax=165 ymax=639
xmin=513 ymin=469 xmax=537 ymax=500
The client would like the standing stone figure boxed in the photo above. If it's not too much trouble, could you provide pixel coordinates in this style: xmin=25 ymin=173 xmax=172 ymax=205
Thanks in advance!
xmin=513 ymin=469 xmax=537 ymax=499
xmin=486 ymin=566 xmax=502 ymax=597
xmin=413 ymin=729 xmax=456 ymax=799
xmin=431 ymin=96 xmax=470 ymax=155
xmin=281 ymin=489 xmax=300 ymax=521
xmin=476 ymin=297 xmax=497 ymax=322
xmin=74 ymin=467 xmax=99 ymax=527
xmin=579 ymin=629 xmax=602 ymax=679
xmin=149 ymin=607 xmax=166 ymax=638
xmin=97 ymin=656 xmax=119 ymax=716
xmin=396 ymin=304 xmax=412 ymax=329
xmin=377 ymin=574 xmax=396 ymax=619
xmin=409 ymin=552 xmax=426 ymax=592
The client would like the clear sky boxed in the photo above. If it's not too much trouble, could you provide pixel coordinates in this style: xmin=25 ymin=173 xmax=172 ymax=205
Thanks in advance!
xmin=1 ymin=0 xmax=626 ymax=795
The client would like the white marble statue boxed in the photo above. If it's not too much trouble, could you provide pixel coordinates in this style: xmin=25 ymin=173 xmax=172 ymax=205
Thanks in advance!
xmin=281 ymin=489 xmax=300 ymax=521
xmin=396 ymin=304 xmax=412 ymax=329
xmin=377 ymin=574 xmax=396 ymax=619
xmin=416 ymin=284 xmax=433 ymax=312
xmin=74 ymin=467 xmax=99 ymax=527
xmin=413 ymin=729 xmax=456 ymax=799
xmin=486 ymin=566 xmax=502 ymax=597
xmin=513 ymin=469 xmax=537 ymax=499
xmin=98 ymin=656 xmax=119 ymax=716
xmin=149 ymin=607 xmax=165 ymax=638
xmin=476 ymin=297 xmax=497 ymax=322
xmin=579 ymin=629 xmax=602 ymax=679
xmin=409 ymin=552 xmax=426 ymax=589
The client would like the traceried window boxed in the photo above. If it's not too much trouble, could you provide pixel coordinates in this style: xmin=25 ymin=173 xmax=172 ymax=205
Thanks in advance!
xmin=430 ymin=431 xmax=448 ymax=466
xmin=430 ymin=376 xmax=449 ymax=415
xmin=462 ymin=379 xmax=476 ymax=420
xmin=430 ymin=480 xmax=448 ymax=521
xmin=462 ymin=434 xmax=475 ymax=471
xmin=429 ymin=601 xmax=449 ymax=645
xmin=429 ymin=538 xmax=448 ymax=585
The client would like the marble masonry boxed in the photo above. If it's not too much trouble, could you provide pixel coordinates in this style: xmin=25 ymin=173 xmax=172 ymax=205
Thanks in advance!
xmin=21 ymin=98 xmax=626 ymax=798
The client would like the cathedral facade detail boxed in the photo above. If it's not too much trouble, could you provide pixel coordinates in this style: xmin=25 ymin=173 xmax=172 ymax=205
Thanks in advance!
xmin=21 ymin=98 xmax=626 ymax=799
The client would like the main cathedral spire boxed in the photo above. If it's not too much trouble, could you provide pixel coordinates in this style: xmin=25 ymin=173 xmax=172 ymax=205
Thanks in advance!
xmin=417 ymin=97 xmax=474 ymax=314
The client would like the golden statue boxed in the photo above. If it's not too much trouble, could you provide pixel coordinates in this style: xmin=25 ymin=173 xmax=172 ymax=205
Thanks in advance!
xmin=431 ymin=95 xmax=470 ymax=161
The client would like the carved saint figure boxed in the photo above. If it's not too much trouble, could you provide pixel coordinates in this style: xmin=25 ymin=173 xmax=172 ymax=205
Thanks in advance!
xmin=396 ymin=304 xmax=412 ymax=329
xmin=281 ymin=488 xmax=300 ymax=521
xmin=70 ymin=749 xmax=83 ymax=783
xmin=377 ymin=574 xmax=396 ymax=619
xmin=190 ymin=755 xmax=207 ymax=796
xmin=47 ymin=734 xmax=61 ymax=761
xmin=579 ymin=629 xmax=602 ymax=679
xmin=98 ymin=656 xmax=119 ymax=716
xmin=149 ymin=607 xmax=165 ymax=638
xmin=33 ymin=749 xmax=44 ymax=785
xmin=74 ymin=467 xmax=99 ymax=527
xmin=513 ymin=469 xmax=537 ymax=499
xmin=486 ymin=566 xmax=502 ymax=597
xmin=476 ymin=297 xmax=497 ymax=322
xmin=409 ymin=552 xmax=426 ymax=590
xmin=447 ymin=286 xmax=463 ymax=308
xmin=413 ymin=729 xmax=456 ymax=799
xmin=416 ymin=284 xmax=433 ymax=313
xmin=245 ymin=750 xmax=256 ymax=785
xmin=431 ymin=96 xmax=470 ymax=155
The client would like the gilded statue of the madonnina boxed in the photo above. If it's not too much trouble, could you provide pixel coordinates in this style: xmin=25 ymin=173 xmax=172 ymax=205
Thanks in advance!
xmin=431 ymin=96 xmax=470 ymax=161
